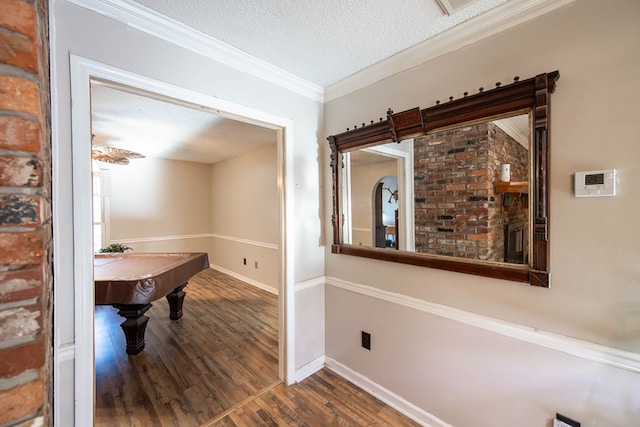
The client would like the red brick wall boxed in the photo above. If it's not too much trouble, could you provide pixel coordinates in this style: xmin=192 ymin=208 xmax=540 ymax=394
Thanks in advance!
xmin=414 ymin=122 xmax=528 ymax=262
xmin=0 ymin=0 xmax=52 ymax=425
xmin=487 ymin=123 xmax=529 ymax=263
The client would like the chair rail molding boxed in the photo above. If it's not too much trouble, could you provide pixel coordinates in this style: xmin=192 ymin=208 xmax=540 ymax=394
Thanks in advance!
xmin=295 ymin=276 xmax=325 ymax=292
xmin=113 ymin=232 xmax=279 ymax=250
xmin=325 ymin=276 xmax=640 ymax=375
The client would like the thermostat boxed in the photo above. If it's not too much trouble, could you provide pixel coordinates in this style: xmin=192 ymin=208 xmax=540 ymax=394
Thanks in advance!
xmin=574 ymin=169 xmax=616 ymax=197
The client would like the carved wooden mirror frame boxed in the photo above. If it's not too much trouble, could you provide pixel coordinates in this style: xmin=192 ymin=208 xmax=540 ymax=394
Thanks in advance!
xmin=328 ymin=71 xmax=559 ymax=287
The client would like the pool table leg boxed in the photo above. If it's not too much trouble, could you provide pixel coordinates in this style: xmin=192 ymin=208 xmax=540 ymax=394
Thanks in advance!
xmin=113 ymin=303 xmax=152 ymax=355
xmin=166 ymin=282 xmax=187 ymax=320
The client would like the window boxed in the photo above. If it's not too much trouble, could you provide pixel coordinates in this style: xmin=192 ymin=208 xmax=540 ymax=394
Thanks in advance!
xmin=92 ymin=170 xmax=110 ymax=252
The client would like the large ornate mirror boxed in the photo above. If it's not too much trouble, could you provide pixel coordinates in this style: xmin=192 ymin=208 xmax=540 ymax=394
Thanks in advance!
xmin=328 ymin=71 xmax=559 ymax=287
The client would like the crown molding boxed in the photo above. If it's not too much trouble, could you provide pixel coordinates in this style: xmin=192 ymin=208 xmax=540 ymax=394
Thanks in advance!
xmin=63 ymin=0 xmax=574 ymax=104
xmin=325 ymin=0 xmax=575 ymax=102
xmin=326 ymin=276 xmax=640 ymax=375
xmin=64 ymin=0 xmax=324 ymax=102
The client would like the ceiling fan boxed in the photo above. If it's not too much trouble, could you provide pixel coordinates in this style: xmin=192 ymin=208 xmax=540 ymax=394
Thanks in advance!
xmin=91 ymin=135 xmax=145 ymax=165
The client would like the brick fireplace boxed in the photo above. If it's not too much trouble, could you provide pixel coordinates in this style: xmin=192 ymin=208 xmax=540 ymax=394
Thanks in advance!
xmin=414 ymin=120 xmax=528 ymax=263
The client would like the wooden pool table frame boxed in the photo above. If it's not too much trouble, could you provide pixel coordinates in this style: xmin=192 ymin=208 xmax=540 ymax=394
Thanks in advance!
xmin=94 ymin=252 xmax=209 ymax=355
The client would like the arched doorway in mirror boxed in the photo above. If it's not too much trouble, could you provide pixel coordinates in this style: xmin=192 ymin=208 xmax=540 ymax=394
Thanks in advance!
xmin=373 ymin=175 xmax=399 ymax=249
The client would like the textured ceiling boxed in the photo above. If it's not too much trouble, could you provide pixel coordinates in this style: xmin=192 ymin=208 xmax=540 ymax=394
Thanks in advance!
xmin=91 ymin=83 xmax=277 ymax=165
xmin=89 ymin=0 xmax=544 ymax=165
xmin=129 ymin=0 xmax=507 ymax=87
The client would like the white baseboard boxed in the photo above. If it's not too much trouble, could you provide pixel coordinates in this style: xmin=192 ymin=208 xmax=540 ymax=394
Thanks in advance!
xmin=325 ymin=357 xmax=451 ymax=427
xmin=294 ymin=355 xmax=326 ymax=383
xmin=211 ymin=264 xmax=278 ymax=295
xmin=293 ymin=355 xmax=451 ymax=425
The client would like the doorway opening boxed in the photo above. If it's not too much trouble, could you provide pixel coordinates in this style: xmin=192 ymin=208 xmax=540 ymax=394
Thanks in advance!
xmin=59 ymin=55 xmax=295 ymax=425
xmin=342 ymin=140 xmax=414 ymax=251
xmin=372 ymin=176 xmax=398 ymax=249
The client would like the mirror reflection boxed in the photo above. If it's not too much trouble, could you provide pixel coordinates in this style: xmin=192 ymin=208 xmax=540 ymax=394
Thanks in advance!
xmin=342 ymin=112 xmax=531 ymax=265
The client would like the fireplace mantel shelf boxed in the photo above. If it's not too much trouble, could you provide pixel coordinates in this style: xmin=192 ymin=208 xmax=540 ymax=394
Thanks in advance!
xmin=494 ymin=181 xmax=529 ymax=194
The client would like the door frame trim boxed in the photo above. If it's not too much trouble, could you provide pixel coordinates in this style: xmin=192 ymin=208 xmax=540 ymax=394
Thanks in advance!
xmin=54 ymin=54 xmax=296 ymax=425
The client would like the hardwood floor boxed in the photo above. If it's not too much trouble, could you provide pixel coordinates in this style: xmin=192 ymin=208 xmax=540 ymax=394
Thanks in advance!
xmin=95 ymin=268 xmax=419 ymax=426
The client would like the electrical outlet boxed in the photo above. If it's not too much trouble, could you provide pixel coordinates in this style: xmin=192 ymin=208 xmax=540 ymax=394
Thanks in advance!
xmin=254 ymin=261 xmax=258 ymax=269
xmin=361 ymin=331 xmax=371 ymax=350
xmin=554 ymin=414 xmax=580 ymax=427
xmin=243 ymin=258 xmax=247 ymax=265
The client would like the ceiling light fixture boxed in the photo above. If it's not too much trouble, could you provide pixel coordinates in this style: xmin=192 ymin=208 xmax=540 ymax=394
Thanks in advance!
xmin=91 ymin=134 xmax=145 ymax=165
xmin=91 ymin=145 xmax=145 ymax=165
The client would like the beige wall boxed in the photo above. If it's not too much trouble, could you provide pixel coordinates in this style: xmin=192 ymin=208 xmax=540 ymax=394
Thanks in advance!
xmin=210 ymin=144 xmax=280 ymax=291
xmin=324 ymin=0 xmax=640 ymax=424
xmin=211 ymin=145 xmax=278 ymax=245
xmin=104 ymin=145 xmax=280 ymax=291
xmin=350 ymin=159 xmax=396 ymax=247
xmin=108 ymin=157 xmax=212 ymax=248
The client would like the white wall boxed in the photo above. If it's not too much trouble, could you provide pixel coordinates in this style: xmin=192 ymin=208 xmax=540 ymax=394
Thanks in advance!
xmin=324 ymin=0 xmax=640 ymax=425
xmin=51 ymin=1 xmax=325 ymax=424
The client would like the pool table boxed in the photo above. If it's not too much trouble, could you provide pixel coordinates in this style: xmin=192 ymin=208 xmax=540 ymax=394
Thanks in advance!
xmin=94 ymin=252 xmax=209 ymax=355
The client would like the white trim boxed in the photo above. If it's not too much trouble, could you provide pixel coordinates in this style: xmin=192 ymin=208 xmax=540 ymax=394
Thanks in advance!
xmin=62 ymin=0 xmax=573 ymax=104
xmin=110 ymin=232 xmax=279 ymax=250
xmin=294 ymin=355 xmax=326 ymax=383
xmin=295 ymin=276 xmax=325 ymax=293
xmin=113 ymin=233 xmax=213 ymax=244
xmin=324 ymin=0 xmax=575 ymax=101
xmin=364 ymin=141 xmax=415 ymax=251
xmin=211 ymin=234 xmax=279 ymax=250
xmin=342 ymin=151 xmax=353 ymax=244
xmin=211 ymin=264 xmax=278 ymax=296
xmin=65 ymin=0 xmax=323 ymax=102
xmin=494 ymin=117 xmax=529 ymax=148
xmin=280 ymin=123 xmax=297 ymax=384
xmin=66 ymin=55 xmax=296 ymax=424
xmin=56 ymin=344 xmax=75 ymax=362
xmin=435 ymin=0 xmax=456 ymax=16
xmin=69 ymin=55 xmax=97 ymax=425
xmin=326 ymin=276 xmax=640 ymax=375
xmin=343 ymin=142 xmax=414 ymax=249
xmin=352 ymin=227 xmax=371 ymax=233
xmin=326 ymin=357 xmax=452 ymax=427
xmin=50 ymin=5 xmax=71 ymax=425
